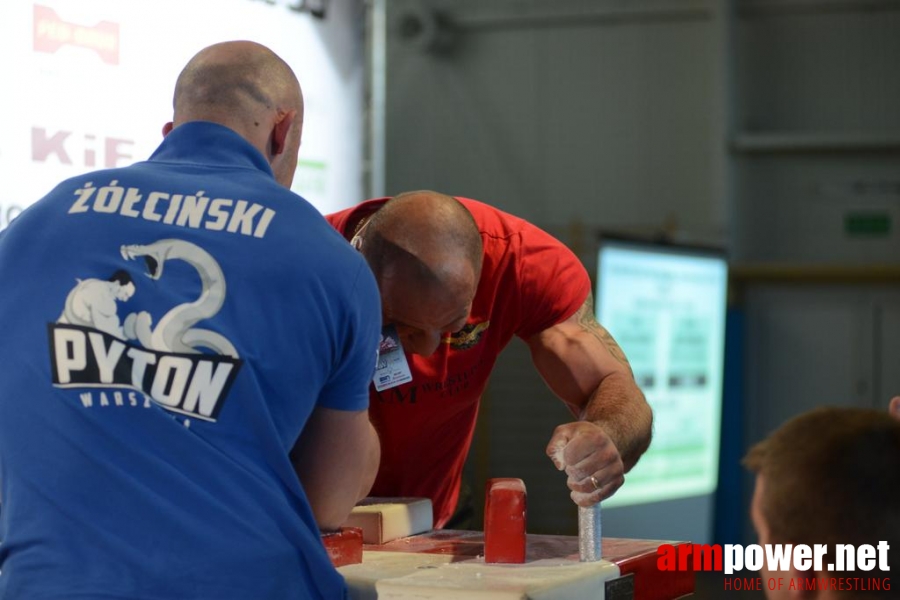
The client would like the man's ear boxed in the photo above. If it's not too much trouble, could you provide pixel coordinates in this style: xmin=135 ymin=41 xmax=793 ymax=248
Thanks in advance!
xmin=162 ymin=122 xmax=174 ymax=137
xmin=271 ymin=109 xmax=297 ymax=157
xmin=890 ymin=396 xmax=900 ymax=420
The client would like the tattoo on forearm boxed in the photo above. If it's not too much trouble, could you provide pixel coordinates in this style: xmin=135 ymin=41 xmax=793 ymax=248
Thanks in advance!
xmin=577 ymin=293 xmax=631 ymax=368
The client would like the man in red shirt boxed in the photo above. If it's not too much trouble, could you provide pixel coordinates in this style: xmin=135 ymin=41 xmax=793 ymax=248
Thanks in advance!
xmin=327 ymin=190 xmax=652 ymax=528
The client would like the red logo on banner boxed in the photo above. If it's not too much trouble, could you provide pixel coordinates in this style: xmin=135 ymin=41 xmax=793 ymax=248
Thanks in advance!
xmin=33 ymin=5 xmax=120 ymax=65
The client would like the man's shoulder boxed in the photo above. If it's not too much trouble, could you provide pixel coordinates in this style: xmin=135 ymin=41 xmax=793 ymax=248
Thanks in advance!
xmin=325 ymin=198 xmax=388 ymax=235
xmin=323 ymin=206 xmax=348 ymax=231
xmin=452 ymin=197 xmax=542 ymax=238
xmin=453 ymin=198 xmax=570 ymax=264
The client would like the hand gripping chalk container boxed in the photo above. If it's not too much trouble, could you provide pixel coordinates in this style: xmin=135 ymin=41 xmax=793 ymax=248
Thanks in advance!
xmin=578 ymin=504 xmax=602 ymax=562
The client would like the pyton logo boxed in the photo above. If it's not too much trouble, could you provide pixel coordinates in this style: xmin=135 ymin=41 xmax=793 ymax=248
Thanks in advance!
xmin=33 ymin=5 xmax=120 ymax=65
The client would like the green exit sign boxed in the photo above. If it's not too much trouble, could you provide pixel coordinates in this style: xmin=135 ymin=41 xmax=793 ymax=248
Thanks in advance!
xmin=844 ymin=212 xmax=891 ymax=237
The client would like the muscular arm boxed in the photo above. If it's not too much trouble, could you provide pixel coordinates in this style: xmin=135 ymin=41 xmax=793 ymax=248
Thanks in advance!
xmin=290 ymin=407 xmax=381 ymax=531
xmin=527 ymin=292 xmax=652 ymax=505
xmin=90 ymin=299 xmax=125 ymax=338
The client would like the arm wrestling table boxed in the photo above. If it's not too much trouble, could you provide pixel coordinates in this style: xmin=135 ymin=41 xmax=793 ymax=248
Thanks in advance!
xmin=336 ymin=530 xmax=695 ymax=600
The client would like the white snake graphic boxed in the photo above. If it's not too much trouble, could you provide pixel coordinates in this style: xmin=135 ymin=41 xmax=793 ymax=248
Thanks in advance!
xmin=120 ymin=239 xmax=239 ymax=358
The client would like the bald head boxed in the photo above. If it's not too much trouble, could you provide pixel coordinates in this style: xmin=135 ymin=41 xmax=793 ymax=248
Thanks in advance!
xmin=364 ymin=191 xmax=483 ymax=288
xmin=167 ymin=41 xmax=304 ymax=186
xmin=359 ymin=191 xmax=483 ymax=356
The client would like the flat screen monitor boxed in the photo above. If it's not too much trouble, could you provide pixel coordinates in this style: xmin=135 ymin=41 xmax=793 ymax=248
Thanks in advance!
xmin=595 ymin=236 xmax=728 ymax=516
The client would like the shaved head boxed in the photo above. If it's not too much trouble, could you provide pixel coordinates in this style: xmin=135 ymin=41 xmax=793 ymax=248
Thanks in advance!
xmin=364 ymin=191 xmax=482 ymax=289
xmin=168 ymin=41 xmax=304 ymax=186
xmin=359 ymin=191 xmax=483 ymax=356
xmin=173 ymin=40 xmax=302 ymax=127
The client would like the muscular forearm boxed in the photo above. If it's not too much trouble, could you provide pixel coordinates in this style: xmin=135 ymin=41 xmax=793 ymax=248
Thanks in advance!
xmin=292 ymin=408 xmax=381 ymax=531
xmin=530 ymin=299 xmax=653 ymax=494
xmin=580 ymin=372 xmax=652 ymax=471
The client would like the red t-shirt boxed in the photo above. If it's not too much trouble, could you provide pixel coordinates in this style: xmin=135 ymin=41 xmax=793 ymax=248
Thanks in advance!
xmin=326 ymin=197 xmax=591 ymax=528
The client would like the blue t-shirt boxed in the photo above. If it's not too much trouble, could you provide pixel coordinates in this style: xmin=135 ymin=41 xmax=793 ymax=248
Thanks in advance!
xmin=0 ymin=122 xmax=381 ymax=599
